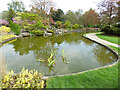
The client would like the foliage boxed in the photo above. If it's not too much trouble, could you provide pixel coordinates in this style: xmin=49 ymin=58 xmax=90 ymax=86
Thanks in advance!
xmin=9 ymin=21 xmax=21 ymax=35
xmin=31 ymin=30 xmax=45 ymax=36
xmin=47 ymin=30 xmax=54 ymax=33
xmin=0 ymin=34 xmax=15 ymax=42
xmin=36 ymin=48 xmax=57 ymax=66
xmin=79 ymin=25 xmax=84 ymax=28
xmin=64 ymin=9 xmax=84 ymax=25
xmin=21 ymin=13 xmax=39 ymax=22
xmin=7 ymin=0 xmax=25 ymax=12
xmin=101 ymin=25 xmax=120 ymax=35
xmin=72 ymin=24 xmax=79 ymax=30
xmin=8 ymin=8 xmax=16 ymax=23
xmin=64 ymin=21 xmax=71 ymax=29
xmin=83 ymin=8 xmax=100 ymax=27
xmin=52 ymin=9 xmax=65 ymax=22
xmin=55 ymin=21 xmax=62 ymax=29
xmin=2 ymin=68 xmax=44 ymax=88
xmin=0 ymin=26 xmax=11 ymax=33
xmin=1 ymin=11 xmax=9 ymax=20
xmin=34 ymin=20 xmax=47 ymax=29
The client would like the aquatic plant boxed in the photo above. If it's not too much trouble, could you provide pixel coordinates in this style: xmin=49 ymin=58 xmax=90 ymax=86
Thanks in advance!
xmin=2 ymin=68 xmax=44 ymax=88
xmin=62 ymin=49 xmax=70 ymax=64
xmin=36 ymin=48 xmax=57 ymax=67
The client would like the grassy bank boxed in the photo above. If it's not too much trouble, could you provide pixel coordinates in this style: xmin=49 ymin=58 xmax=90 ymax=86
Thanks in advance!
xmin=96 ymin=34 xmax=119 ymax=45
xmin=46 ymin=63 xmax=118 ymax=88
xmin=46 ymin=33 xmax=119 ymax=88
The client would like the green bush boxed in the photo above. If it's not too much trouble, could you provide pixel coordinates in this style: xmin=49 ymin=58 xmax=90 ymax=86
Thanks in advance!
xmin=64 ymin=21 xmax=71 ymax=29
xmin=79 ymin=25 xmax=84 ymax=29
xmin=9 ymin=21 xmax=21 ymax=35
xmin=21 ymin=13 xmax=39 ymax=21
xmin=2 ymin=68 xmax=44 ymax=88
xmin=35 ymin=20 xmax=46 ymax=29
xmin=31 ymin=30 xmax=45 ymax=36
xmin=47 ymin=30 xmax=54 ymax=33
xmin=72 ymin=24 xmax=79 ymax=30
xmin=101 ymin=25 xmax=120 ymax=35
xmin=55 ymin=21 xmax=62 ymax=29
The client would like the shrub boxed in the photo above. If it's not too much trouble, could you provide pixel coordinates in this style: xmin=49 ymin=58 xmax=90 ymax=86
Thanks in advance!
xmin=79 ymin=25 xmax=84 ymax=29
xmin=47 ymin=30 xmax=54 ymax=33
xmin=9 ymin=21 xmax=21 ymax=35
xmin=55 ymin=21 xmax=62 ymax=29
xmin=31 ymin=30 xmax=45 ymax=36
xmin=2 ymin=68 xmax=44 ymax=88
xmin=0 ymin=34 xmax=15 ymax=42
xmin=72 ymin=24 xmax=79 ymax=30
xmin=64 ymin=21 xmax=71 ymax=29
xmin=21 ymin=13 xmax=39 ymax=22
xmin=0 ymin=26 xmax=11 ymax=34
xmin=101 ymin=25 xmax=120 ymax=35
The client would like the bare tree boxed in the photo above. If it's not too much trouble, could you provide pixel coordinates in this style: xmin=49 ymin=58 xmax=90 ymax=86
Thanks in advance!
xmin=97 ymin=0 xmax=118 ymax=25
xmin=30 ymin=0 xmax=55 ymax=14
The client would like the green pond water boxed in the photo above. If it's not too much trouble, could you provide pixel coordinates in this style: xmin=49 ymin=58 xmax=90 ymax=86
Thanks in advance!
xmin=0 ymin=32 xmax=117 ymax=76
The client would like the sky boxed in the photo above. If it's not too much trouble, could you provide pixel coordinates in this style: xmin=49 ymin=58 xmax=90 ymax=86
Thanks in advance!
xmin=0 ymin=0 xmax=103 ymax=13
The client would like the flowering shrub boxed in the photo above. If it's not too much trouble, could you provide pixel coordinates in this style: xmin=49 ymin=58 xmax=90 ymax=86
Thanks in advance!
xmin=0 ymin=34 xmax=15 ymax=42
xmin=0 ymin=19 xmax=9 ymax=25
xmin=0 ymin=26 xmax=11 ymax=33
xmin=2 ymin=68 xmax=44 ymax=88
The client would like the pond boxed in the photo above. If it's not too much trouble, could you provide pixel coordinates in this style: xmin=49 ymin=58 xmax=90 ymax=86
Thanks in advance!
xmin=0 ymin=32 xmax=117 ymax=76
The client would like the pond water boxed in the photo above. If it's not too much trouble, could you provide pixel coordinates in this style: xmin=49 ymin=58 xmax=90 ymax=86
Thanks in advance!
xmin=0 ymin=32 xmax=117 ymax=76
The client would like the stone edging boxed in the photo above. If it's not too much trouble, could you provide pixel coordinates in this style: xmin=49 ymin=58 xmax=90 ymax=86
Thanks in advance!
xmin=42 ymin=33 xmax=119 ymax=79
xmin=1 ymin=37 xmax=17 ymax=44
xmin=0 ymin=33 xmax=119 ymax=80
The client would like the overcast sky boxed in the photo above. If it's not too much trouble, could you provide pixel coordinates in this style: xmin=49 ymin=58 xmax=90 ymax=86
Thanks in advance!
xmin=0 ymin=0 xmax=103 ymax=13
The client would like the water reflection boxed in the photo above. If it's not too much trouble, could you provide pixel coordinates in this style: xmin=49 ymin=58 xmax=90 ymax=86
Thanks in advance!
xmin=1 ymin=32 xmax=117 ymax=75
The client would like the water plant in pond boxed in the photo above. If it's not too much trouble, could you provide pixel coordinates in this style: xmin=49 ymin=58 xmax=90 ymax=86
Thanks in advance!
xmin=2 ymin=68 xmax=44 ymax=88
xmin=62 ymin=49 xmax=70 ymax=64
xmin=36 ymin=48 xmax=57 ymax=67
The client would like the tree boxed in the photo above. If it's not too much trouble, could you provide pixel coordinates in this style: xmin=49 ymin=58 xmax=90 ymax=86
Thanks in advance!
xmin=97 ymin=0 xmax=118 ymax=25
xmin=64 ymin=9 xmax=84 ymax=25
xmin=8 ymin=8 xmax=16 ymax=23
xmin=30 ymin=0 xmax=55 ymax=17
xmin=83 ymin=9 xmax=100 ymax=27
xmin=7 ymin=0 xmax=25 ymax=12
xmin=1 ymin=11 xmax=9 ymax=20
xmin=64 ymin=10 xmax=76 ymax=25
xmin=117 ymin=1 xmax=120 ymax=22
xmin=52 ymin=9 xmax=64 ymax=22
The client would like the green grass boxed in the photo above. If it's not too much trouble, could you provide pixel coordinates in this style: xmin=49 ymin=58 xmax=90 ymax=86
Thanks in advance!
xmin=46 ymin=63 xmax=118 ymax=88
xmin=46 ymin=33 xmax=119 ymax=88
xmin=96 ymin=34 xmax=119 ymax=45
xmin=109 ymin=45 xmax=120 ymax=55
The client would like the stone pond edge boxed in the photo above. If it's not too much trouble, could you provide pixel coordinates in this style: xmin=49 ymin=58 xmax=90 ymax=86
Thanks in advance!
xmin=43 ymin=33 xmax=119 ymax=79
xmin=0 ymin=33 xmax=119 ymax=80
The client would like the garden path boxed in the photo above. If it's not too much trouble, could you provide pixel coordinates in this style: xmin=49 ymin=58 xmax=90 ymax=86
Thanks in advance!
xmin=86 ymin=33 xmax=120 ymax=48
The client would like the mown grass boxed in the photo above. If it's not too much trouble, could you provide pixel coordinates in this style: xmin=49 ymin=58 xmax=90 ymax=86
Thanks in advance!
xmin=96 ymin=34 xmax=119 ymax=45
xmin=46 ymin=63 xmax=118 ymax=88
xmin=46 ymin=33 xmax=119 ymax=88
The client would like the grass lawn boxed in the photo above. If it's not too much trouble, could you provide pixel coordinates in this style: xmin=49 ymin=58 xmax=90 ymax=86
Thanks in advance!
xmin=46 ymin=63 xmax=118 ymax=88
xmin=96 ymin=34 xmax=120 ymax=45
xmin=46 ymin=34 xmax=119 ymax=88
